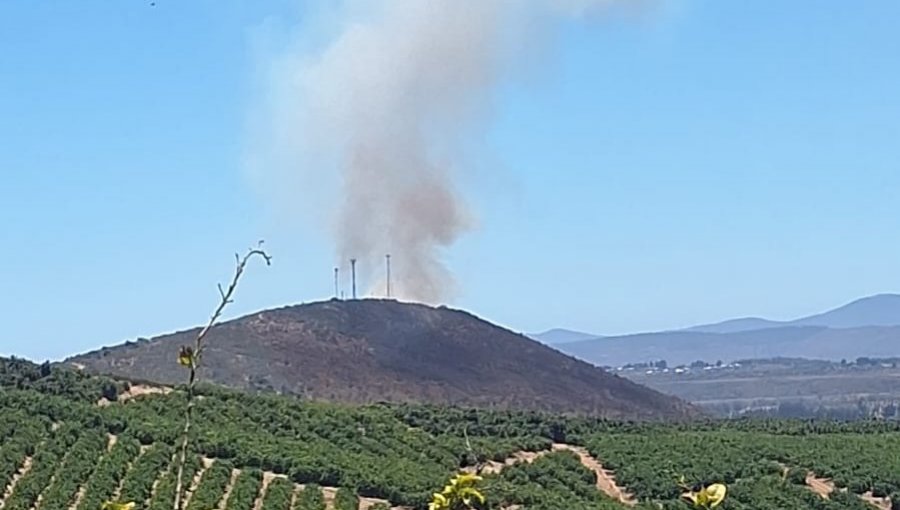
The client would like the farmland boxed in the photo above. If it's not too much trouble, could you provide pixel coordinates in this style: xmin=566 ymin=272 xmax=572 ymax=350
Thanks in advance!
xmin=1 ymin=358 xmax=899 ymax=510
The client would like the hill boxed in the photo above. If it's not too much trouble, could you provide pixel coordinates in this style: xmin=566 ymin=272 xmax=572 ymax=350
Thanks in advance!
xmin=66 ymin=299 xmax=693 ymax=419
xmin=1 ymin=357 xmax=898 ymax=510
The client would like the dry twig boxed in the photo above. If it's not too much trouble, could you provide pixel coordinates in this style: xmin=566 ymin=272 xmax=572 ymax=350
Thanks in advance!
xmin=172 ymin=242 xmax=271 ymax=510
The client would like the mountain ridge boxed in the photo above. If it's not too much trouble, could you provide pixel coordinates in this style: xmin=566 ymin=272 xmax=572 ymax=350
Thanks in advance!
xmin=544 ymin=294 xmax=900 ymax=367
xmin=556 ymin=324 xmax=900 ymax=367
xmin=537 ymin=293 xmax=900 ymax=341
xmin=530 ymin=328 xmax=601 ymax=345
xmin=685 ymin=293 xmax=900 ymax=334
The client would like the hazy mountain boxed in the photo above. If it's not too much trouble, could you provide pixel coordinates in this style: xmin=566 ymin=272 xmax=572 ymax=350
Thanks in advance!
xmin=548 ymin=294 xmax=900 ymax=367
xmin=67 ymin=299 xmax=696 ymax=419
xmin=530 ymin=328 xmax=601 ymax=345
xmin=556 ymin=325 xmax=900 ymax=368
xmin=685 ymin=317 xmax=784 ymax=334
xmin=685 ymin=294 xmax=900 ymax=333
xmin=791 ymin=294 xmax=900 ymax=328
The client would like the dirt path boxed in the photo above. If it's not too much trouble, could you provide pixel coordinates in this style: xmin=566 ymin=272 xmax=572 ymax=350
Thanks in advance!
xmin=216 ymin=468 xmax=241 ymax=510
xmin=252 ymin=471 xmax=283 ymax=510
xmin=460 ymin=443 xmax=635 ymax=506
xmin=0 ymin=456 xmax=34 ymax=509
xmin=32 ymin=447 xmax=72 ymax=510
xmin=66 ymin=486 xmax=88 ymax=510
xmin=182 ymin=457 xmax=214 ymax=509
xmin=551 ymin=444 xmax=637 ymax=506
xmin=147 ymin=474 xmax=164 ymax=508
xmin=323 ymin=487 xmax=338 ymax=509
xmin=289 ymin=483 xmax=302 ymax=510
xmin=111 ymin=441 xmax=151 ymax=502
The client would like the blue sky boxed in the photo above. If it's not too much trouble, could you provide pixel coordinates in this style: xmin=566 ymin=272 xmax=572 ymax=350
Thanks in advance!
xmin=2 ymin=1 xmax=899 ymax=361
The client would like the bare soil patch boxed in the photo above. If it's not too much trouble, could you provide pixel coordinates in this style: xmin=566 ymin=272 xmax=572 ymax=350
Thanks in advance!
xmin=98 ymin=384 xmax=173 ymax=407
xmin=862 ymin=491 xmax=892 ymax=510
xmin=805 ymin=472 xmax=835 ymax=499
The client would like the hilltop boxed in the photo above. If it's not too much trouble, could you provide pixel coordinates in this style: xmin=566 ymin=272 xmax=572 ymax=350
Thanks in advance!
xmin=66 ymin=299 xmax=694 ymax=419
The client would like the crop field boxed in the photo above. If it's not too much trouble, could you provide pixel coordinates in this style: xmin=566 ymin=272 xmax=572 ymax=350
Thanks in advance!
xmin=1 ymin=360 xmax=899 ymax=510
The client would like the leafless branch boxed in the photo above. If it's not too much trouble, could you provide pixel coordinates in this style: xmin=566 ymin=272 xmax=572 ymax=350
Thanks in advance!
xmin=172 ymin=244 xmax=271 ymax=510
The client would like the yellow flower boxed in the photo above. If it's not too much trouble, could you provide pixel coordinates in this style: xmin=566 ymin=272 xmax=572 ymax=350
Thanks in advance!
xmin=101 ymin=502 xmax=135 ymax=510
xmin=429 ymin=492 xmax=449 ymax=510
xmin=459 ymin=487 xmax=486 ymax=506
xmin=177 ymin=346 xmax=195 ymax=368
xmin=429 ymin=472 xmax=485 ymax=510
xmin=681 ymin=483 xmax=727 ymax=509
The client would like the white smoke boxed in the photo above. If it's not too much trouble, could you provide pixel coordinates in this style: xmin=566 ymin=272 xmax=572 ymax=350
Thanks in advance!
xmin=246 ymin=0 xmax=637 ymax=303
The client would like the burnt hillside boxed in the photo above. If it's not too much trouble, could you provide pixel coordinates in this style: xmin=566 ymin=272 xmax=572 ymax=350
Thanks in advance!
xmin=68 ymin=299 xmax=696 ymax=419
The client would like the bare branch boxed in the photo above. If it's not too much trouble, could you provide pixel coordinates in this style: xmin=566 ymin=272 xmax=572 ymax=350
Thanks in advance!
xmin=172 ymin=245 xmax=271 ymax=510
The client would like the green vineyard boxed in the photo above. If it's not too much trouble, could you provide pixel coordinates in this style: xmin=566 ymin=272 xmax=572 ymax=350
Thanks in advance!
xmin=0 ymin=359 xmax=899 ymax=510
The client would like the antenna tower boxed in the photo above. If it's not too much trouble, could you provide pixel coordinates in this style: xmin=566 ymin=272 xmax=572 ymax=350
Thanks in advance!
xmin=334 ymin=267 xmax=339 ymax=299
xmin=350 ymin=258 xmax=357 ymax=299
xmin=385 ymin=254 xmax=392 ymax=298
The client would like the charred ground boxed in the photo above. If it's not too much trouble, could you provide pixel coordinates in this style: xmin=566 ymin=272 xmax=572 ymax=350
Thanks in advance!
xmin=67 ymin=299 xmax=695 ymax=419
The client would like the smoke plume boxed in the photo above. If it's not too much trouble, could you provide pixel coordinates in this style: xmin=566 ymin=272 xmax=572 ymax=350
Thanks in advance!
xmin=248 ymin=0 xmax=631 ymax=303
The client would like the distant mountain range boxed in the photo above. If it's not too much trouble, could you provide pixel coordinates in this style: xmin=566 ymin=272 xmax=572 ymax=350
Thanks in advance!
xmin=529 ymin=328 xmax=601 ymax=345
xmin=67 ymin=299 xmax=696 ymax=419
xmin=687 ymin=293 xmax=900 ymax=332
xmin=535 ymin=294 xmax=900 ymax=367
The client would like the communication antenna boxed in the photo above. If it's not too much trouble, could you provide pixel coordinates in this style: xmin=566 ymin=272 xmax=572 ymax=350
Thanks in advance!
xmin=385 ymin=254 xmax=392 ymax=298
xmin=333 ymin=267 xmax=339 ymax=299
xmin=350 ymin=258 xmax=357 ymax=299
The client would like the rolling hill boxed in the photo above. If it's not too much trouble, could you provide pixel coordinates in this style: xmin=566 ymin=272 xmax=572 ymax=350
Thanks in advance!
xmin=66 ymin=299 xmax=695 ymax=419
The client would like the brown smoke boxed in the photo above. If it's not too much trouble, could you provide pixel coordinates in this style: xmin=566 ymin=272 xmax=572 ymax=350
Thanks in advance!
xmin=248 ymin=0 xmax=631 ymax=303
